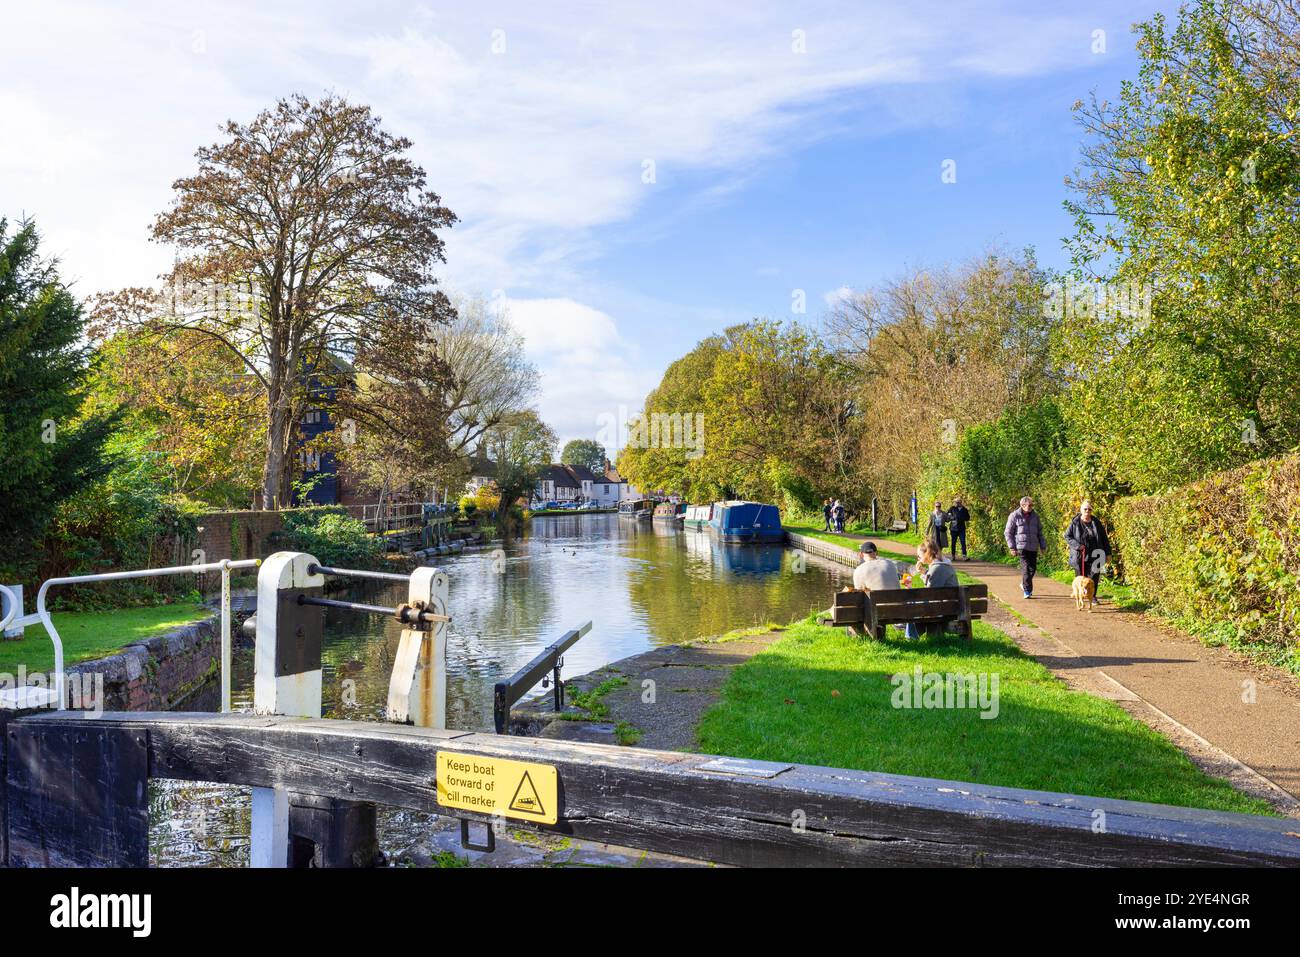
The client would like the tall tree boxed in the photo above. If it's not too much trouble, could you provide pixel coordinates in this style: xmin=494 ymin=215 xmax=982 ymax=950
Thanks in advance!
xmin=825 ymin=249 xmax=1055 ymax=513
xmin=560 ymin=439 xmax=607 ymax=473
xmin=94 ymin=94 xmax=457 ymax=508
xmin=1063 ymin=0 xmax=1300 ymax=493
xmin=480 ymin=411 xmax=557 ymax=524
xmin=0 ymin=219 xmax=117 ymax=571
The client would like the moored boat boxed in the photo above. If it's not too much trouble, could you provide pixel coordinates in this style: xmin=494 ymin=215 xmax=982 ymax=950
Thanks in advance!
xmin=617 ymin=498 xmax=655 ymax=520
xmin=706 ymin=500 xmax=783 ymax=544
xmin=683 ymin=504 xmax=712 ymax=529
xmin=652 ymin=501 xmax=686 ymax=523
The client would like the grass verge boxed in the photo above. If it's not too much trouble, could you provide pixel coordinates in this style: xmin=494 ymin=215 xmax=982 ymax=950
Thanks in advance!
xmin=0 ymin=603 xmax=210 ymax=674
xmin=696 ymin=616 xmax=1274 ymax=816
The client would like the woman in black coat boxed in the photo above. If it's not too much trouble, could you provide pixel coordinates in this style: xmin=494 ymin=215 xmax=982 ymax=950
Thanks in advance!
xmin=1065 ymin=499 xmax=1111 ymax=592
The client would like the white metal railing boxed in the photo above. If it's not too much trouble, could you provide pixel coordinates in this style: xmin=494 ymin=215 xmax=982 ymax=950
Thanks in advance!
xmin=0 ymin=559 xmax=260 ymax=712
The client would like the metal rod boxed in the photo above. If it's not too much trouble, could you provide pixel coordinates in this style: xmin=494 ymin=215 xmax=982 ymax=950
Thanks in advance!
xmin=306 ymin=564 xmax=412 ymax=584
xmin=296 ymin=594 xmax=449 ymax=624
xmin=299 ymin=595 xmax=397 ymax=616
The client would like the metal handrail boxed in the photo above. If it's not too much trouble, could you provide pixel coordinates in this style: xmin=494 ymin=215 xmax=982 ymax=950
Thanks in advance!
xmin=29 ymin=559 xmax=260 ymax=711
xmin=493 ymin=621 xmax=593 ymax=734
xmin=0 ymin=583 xmax=18 ymax=632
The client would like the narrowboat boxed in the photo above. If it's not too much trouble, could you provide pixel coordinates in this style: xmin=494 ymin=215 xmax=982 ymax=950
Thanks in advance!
xmin=683 ymin=504 xmax=712 ymax=529
xmin=706 ymin=500 xmax=783 ymax=544
xmin=617 ymin=498 xmax=655 ymax=520
xmin=652 ymin=501 xmax=686 ymax=524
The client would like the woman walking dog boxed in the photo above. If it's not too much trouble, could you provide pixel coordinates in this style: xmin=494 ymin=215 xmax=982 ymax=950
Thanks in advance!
xmin=1065 ymin=499 xmax=1111 ymax=608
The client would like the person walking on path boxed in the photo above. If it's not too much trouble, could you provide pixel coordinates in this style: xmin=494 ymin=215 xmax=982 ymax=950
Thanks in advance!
xmin=1065 ymin=499 xmax=1111 ymax=600
xmin=947 ymin=497 xmax=971 ymax=561
xmin=1004 ymin=496 xmax=1048 ymax=598
xmin=833 ymin=499 xmax=846 ymax=533
xmin=822 ymin=498 xmax=833 ymax=532
xmin=925 ymin=501 xmax=949 ymax=552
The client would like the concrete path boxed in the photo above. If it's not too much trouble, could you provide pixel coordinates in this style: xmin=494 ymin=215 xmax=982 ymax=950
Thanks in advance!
xmin=512 ymin=630 xmax=785 ymax=751
xmin=848 ymin=533 xmax=1300 ymax=807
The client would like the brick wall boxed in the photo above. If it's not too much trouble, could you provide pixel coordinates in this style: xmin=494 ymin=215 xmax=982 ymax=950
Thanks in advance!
xmin=194 ymin=510 xmax=287 ymax=566
xmin=67 ymin=615 xmax=221 ymax=712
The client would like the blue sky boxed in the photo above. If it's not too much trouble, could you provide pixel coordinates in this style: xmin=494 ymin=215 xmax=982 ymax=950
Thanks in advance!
xmin=1 ymin=0 xmax=1179 ymax=445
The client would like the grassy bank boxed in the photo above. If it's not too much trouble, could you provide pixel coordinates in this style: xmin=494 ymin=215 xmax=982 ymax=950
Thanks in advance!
xmin=0 ymin=602 xmax=210 ymax=673
xmin=696 ymin=617 xmax=1274 ymax=816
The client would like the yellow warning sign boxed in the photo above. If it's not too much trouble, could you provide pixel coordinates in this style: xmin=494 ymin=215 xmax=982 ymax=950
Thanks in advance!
xmin=435 ymin=752 xmax=559 ymax=824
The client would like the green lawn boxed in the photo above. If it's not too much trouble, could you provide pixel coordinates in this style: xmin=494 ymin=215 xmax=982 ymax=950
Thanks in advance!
xmin=0 ymin=603 xmax=210 ymax=674
xmin=847 ymin=522 xmax=921 ymax=546
xmin=696 ymin=616 xmax=1274 ymax=816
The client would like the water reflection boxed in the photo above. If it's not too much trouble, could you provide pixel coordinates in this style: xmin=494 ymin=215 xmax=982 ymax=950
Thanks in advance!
xmin=151 ymin=514 xmax=847 ymax=866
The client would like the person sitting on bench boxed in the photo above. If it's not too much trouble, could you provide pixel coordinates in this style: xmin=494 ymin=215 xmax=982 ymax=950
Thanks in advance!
xmin=852 ymin=540 xmax=900 ymax=592
xmin=904 ymin=541 xmax=958 ymax=640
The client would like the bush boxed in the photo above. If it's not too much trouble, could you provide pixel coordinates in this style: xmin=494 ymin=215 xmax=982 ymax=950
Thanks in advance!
xmin=27 ymin=431 xmax=206 ymax=610
xmin=1112 ymin=452 xmax=1300 ymax=674
xmin=920 ymin=398 xmax=1077 ymax=568
xmin=272 ymin=509 xmax=381 ymax=568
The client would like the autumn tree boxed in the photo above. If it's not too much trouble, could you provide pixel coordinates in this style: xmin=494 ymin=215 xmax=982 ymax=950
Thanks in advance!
xmin=87 ymin=326 xmax=265 ymax=506
xmin=94 ymin=94 xmax=457 ymax=508
xmin=825 ymin=249 xmax=1056 ymax=513
xmin=479 ymin=411 xmax=557 ymax=526
xmin=619 ymin=322 xmax=853 ymax=509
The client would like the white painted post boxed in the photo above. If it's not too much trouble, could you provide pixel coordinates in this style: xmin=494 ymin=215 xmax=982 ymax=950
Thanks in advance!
xmin=250 ymin=551 xmax=324 ymax=867
xmin=385 ymin=566 xmax=448 ymax=729
xmin=220 ymin=561 xmax=232 ymax=714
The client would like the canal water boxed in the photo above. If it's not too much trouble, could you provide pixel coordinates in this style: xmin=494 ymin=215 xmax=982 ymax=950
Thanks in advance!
xmin=149 ymin=514 xmax=848 ymax=866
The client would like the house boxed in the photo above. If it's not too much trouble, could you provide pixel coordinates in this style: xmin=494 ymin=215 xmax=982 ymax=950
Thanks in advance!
xmin=294 ymin=352 xmax=362 ymax=506
xmin=465 ymin=455 xmax=497 ymax=494
xmin=533 ymin=460 xmax=638 ymax=505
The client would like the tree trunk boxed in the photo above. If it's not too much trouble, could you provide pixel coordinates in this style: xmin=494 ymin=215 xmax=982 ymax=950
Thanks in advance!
xmin=263 ymin=392 xmax=293 ymax=511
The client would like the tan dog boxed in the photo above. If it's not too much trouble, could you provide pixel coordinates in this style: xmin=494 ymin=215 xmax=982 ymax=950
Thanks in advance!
xmin=1071 ymin=575 xmax=1096 ymax=612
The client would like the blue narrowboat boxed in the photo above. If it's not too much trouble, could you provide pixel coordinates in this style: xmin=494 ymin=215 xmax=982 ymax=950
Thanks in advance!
xmin=707 ymin=501 xmax=783 ymax=544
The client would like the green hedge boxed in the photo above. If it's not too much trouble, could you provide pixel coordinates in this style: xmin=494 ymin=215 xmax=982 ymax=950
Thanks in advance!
xmin=1112 ymin=452 xmax=1300 ymax=674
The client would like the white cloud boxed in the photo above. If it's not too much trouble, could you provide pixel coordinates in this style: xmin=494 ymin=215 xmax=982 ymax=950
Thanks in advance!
xmin=0 ymin=0 xmax=1135 ymax=447
xmin=501 ymin=296 xmax=657 ymax=448
xmin=823 ymin=286 xmax=853 ymax=308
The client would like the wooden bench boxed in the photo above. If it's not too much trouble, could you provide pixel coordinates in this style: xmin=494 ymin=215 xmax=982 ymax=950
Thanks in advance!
xmin=886 ymin=520 xmax=908 ymax=533
xmin=830 ymin=584 xmax=988 ymax=640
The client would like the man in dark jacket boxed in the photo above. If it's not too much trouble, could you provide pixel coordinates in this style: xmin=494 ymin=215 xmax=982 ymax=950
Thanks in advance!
xmin=822 ymin=499 xmax=832 ymax=532
xmin=947 ymin=497 xmax=971 ymax=561
xmin=1065 ymin=499 xmax=1111 ymax=598
xmin=1004 ymin=496 xmax=1048 ymax=598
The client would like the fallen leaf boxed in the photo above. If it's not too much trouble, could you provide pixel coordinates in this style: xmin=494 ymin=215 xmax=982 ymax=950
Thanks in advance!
xmin=831 ymin=689 xmax=841 ymax=698
xmin=783 ymin=698 xmax=796 ymax=705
